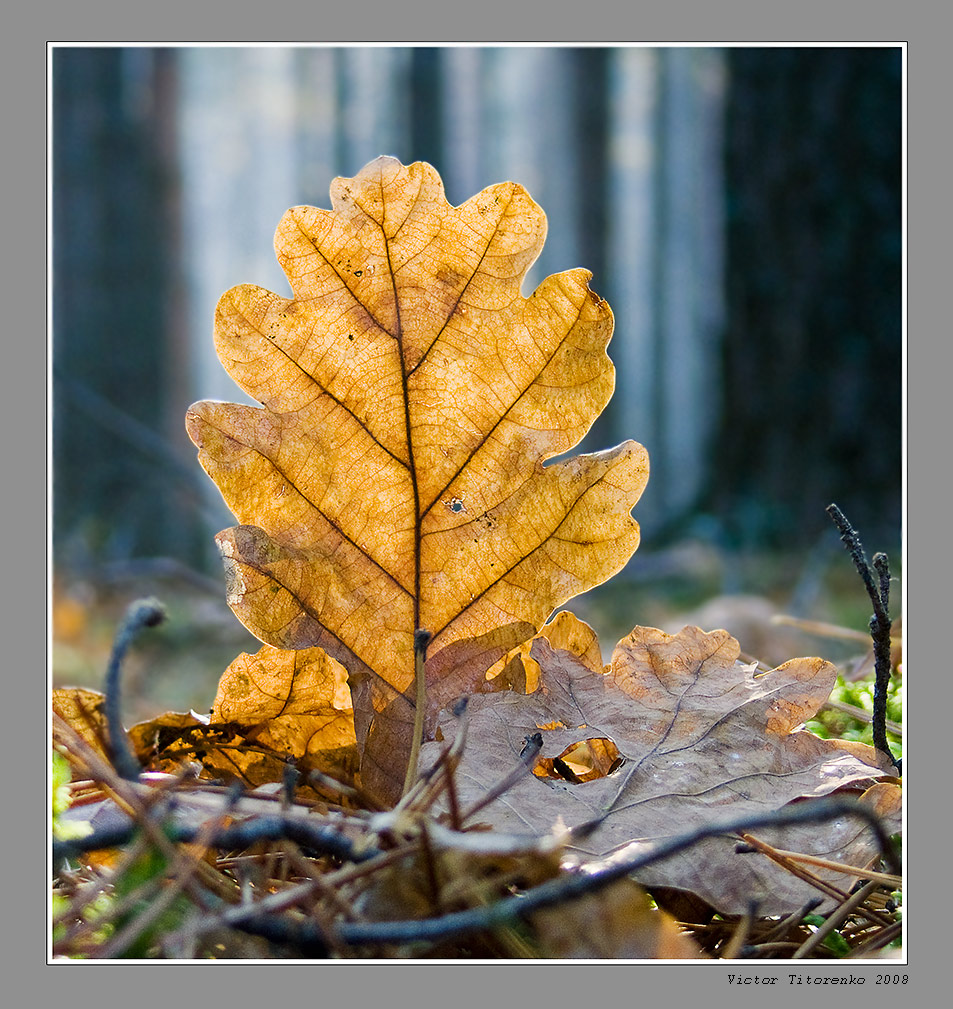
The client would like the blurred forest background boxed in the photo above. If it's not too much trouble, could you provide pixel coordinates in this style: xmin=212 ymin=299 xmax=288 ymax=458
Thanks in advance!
xmin=51 ymin=45 xmax=903 ymax=720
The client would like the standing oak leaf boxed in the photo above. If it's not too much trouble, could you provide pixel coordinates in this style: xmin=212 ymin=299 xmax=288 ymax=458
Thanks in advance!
xmin=186 ymin=158 xmax=648 ymax=803
xmin=422 ymin=620 xmax=900 ymax=914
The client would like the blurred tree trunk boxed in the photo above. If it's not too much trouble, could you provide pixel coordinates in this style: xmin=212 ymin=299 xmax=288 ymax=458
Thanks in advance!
xmin=53 ymin=46 xmax=900 ymax=574
xmin=53 ymin=48 xmax=207 ymax=566
xmin=177 ymin=47 xmax=727 ymax=543
xmin=715 ymin=47 xmax=902 ymax=547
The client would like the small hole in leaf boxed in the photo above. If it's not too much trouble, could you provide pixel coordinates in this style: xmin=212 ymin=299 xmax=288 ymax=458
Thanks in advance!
xmin=532 ymin=737 xmax=623 ymax=783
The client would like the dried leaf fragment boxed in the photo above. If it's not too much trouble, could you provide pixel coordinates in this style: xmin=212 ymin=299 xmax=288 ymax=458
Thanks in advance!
xmin=529 ymin=877 xmax=703 ymax=958
xmin=53 ymin=687 xmax=110 ymax=763
xmin=187 ymin=157 xmax=648 ymax=802
xmin=210 ymin=644 xmax=358 ymax=783
xmin=423 ymin=620 xmax=901 ymax=914
xmin=126 ymin=646 xmax=359 ymax=791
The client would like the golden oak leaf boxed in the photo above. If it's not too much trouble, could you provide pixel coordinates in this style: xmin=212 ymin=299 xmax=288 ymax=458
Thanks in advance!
xmin=422 ymin=617 xmax=901 ymax=915
xmin=186 ymin=157 xmax=649 ymax=803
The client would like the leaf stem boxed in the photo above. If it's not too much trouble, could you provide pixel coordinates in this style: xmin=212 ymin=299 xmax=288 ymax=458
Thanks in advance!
xmin=402 ymin=628 xmax=432 ymax=798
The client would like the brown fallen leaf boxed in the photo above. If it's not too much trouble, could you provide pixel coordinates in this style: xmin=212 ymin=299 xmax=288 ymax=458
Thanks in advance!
xmin=422 ymin=616 xmax=901 ymax=915
xmin=126 ymin=646 xmax=359 ymax=791
xmin=528 ymin=876 xmax=703 ymax=959
xmin=186 ymin=157 xmax=648 ymax=802
xmin=210 ymin=644 xmax=358 ymax=784
xmin=53 ymin=687 xmax=110 ymax=763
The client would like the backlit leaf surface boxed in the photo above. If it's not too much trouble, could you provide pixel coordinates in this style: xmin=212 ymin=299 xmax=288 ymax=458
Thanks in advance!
xmin=187 ymin=158 xmax=648 ymax=801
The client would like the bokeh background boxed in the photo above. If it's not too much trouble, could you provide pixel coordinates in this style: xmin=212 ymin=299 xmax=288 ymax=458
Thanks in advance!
xmin=51 ymin=45 xmax=903 ymax=720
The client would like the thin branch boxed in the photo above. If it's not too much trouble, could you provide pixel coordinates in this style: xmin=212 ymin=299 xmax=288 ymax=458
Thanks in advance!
xmin=104 ymin=598 xmax=166 ymax=781
xmin=822 ymin=698 xmax=903 ymax=738
xmin=206 ymin=894 xmax=331 ymax=957
xmin=53 ymin=813 xmax=381 ymax=867
xmin=826 ymin=504 xmax=900 ymax=771
xmin=758 ymin=846 xmax=901 ymax=888
xmin=770 ymin=614 xmax=872 ymax=643
xmin=791 ymin=879 xmax=882 ymax=959
xmin=826 ymin=504 xmax=886 ymax=620
xmin=331 ymin=796 xmax=900 ymax=947
xmin=305 ymin=768 xmax=385 ymax=812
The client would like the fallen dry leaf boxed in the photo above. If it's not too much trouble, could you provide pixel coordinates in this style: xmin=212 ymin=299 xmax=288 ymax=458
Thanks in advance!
xmin=422 ymin=617 xmax=900 ymax=914
xmin=528 ymin=876 xmax=703 ymax=959
xmin=53 ymin=687 xmax=110 ymax=763
xmin=186 ymin=157 xmax=648 ymax=802
xmin=210 ymin=644 xmax=358 ymax=784
xmin=126 ymin=646 xmax=359 ymax=791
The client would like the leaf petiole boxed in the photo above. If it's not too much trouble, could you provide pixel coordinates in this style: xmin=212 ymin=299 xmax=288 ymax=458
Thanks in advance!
xmin=402 ymin=629 xmax=432 ymax=798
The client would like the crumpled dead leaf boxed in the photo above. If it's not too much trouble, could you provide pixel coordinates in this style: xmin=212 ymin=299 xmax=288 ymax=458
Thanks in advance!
xmin=125 ymin=645 xmax=359 ymax=791
xmin=186 ymin=157 xmax=648 ymax=802
xmin=53 ymin=687 xmax=110 ymax=762
xmin=528 ymin=876 xmax=704 ymax=959
xmin=422 ymin=616 xmax=901 ymax=914
xmin=209 ymin=644 xmax=358 ymax=781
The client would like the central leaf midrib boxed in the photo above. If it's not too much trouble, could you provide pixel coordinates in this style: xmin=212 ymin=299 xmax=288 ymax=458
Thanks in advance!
xmin=380 ymin=197 xmax=423 ymax=645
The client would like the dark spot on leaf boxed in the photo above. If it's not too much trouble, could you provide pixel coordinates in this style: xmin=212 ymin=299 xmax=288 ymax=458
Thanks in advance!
xmin=437 ymin=266 xmax=464 ymax=288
